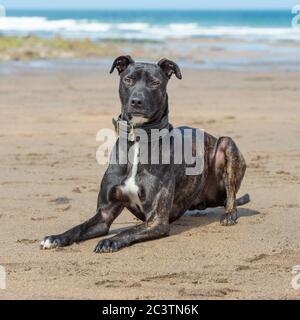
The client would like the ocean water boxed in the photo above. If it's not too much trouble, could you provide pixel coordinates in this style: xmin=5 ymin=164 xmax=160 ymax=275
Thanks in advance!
xmin=0 ymin=9 xmax=300 ymax=41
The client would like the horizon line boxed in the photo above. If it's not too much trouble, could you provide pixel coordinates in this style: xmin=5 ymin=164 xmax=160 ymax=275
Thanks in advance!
xmin=4 ymin=7 xmax=294 ymax=11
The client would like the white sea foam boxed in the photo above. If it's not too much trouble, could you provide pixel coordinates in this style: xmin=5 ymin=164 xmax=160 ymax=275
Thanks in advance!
xmin=0 ymin=17 xmax=300 ymax=41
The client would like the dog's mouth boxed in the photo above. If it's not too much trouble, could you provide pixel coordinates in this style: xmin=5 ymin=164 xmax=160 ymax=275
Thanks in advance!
xmin=126 ymin=112 xmax=149 ymax=124
xmin=131 ymin=112 xmax=146 ymax=117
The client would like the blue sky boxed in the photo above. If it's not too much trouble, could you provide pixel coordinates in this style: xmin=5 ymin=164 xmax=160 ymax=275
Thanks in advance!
xmin=0 ymin=0 xmax=297 ymax=10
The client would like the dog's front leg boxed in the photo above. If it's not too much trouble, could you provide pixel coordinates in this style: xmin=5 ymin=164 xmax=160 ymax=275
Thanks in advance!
xmin=94 ymin=220 xmax=170 ymax=253
xmin=41 ymin=202 xmax=123 ymax=249
xmin=94 ymin=184 xmax=173 ymax=253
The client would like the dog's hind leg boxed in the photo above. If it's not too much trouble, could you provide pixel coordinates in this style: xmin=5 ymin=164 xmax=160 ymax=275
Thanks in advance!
xmin=214 ymin=137 xmax=247 ymax=226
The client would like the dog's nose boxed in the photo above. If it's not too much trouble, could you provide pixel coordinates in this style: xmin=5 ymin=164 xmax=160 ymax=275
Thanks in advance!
xmin=130 ymin=98 xmax=143 ymax=108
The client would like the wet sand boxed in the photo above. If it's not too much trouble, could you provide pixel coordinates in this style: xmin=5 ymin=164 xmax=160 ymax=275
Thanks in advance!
xmin=0 ymin=65 xmax=300 ymax=299
xmin=2 ymin=36 xmax=300 ymax=72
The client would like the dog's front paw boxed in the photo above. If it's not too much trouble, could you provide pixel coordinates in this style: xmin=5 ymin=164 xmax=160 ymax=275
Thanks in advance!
xmin=220 ymin=212 xmax=238 ymax=226
xmin=40 ymin=235 xmax=62 ymax=250
xmin=94 ymin=238 xmax=125 ymax=253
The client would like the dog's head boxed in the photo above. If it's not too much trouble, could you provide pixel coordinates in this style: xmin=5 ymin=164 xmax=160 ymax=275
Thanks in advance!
xmin=110 ymin=55 xmax=182 ymax=124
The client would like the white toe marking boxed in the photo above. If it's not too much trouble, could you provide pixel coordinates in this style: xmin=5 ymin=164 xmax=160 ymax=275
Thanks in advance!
xmin=41 ymin=238 xmax=53 ymax=249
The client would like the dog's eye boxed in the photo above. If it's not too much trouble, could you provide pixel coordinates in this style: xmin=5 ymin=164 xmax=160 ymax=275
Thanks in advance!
xmin=123 ymin=78 xmax=134 ymax=86
xmin=150 ymin=79 xmax=160 ymax=87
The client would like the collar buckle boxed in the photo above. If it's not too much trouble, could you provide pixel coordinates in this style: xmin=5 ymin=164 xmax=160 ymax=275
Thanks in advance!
xmin=128 ymin=122 xmax=136 ymax=142
xmin=113 ymin=113 xmax=169 ymax=142
xmin=116 ymin=120 xmax=120 ymax=136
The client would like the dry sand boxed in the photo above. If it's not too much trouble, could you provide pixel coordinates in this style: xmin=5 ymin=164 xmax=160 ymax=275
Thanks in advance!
xmin=0 ymin=66 xmax=300 ymax=299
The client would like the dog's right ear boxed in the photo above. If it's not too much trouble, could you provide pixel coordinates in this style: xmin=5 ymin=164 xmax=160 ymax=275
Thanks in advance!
xmin=109 ymin=55 xmax=134 ymax=75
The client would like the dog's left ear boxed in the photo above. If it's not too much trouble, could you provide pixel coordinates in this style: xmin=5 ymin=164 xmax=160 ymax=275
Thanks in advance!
xmin=158 ymin=58 xmax=182 ymax=80
xmin=110 ymin=55 xmax=135 ymax=75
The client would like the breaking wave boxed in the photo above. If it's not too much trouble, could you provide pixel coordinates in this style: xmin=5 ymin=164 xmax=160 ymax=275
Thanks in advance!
xmin=1 ymin=16 xmax=300 ymax=41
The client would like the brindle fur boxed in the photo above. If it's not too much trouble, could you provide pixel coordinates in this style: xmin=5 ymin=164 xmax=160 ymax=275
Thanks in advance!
xmin=41 ymin=56 xmax=249 ymax=253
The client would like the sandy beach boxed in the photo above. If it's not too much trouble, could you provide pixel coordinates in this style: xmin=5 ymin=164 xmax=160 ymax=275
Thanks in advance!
xmin=0 ymin=61 xmax=299 ymax=299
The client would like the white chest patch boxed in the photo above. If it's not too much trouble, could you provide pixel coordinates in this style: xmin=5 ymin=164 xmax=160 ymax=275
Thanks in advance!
xmin=120 ymin=142 xmax=143 ymax=211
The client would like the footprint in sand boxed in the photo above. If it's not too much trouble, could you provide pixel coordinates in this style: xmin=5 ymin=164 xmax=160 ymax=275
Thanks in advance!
xmin=17 ymin=239 xmax=38 ymax=245
xmin=246 ymin=253 xmax=269 ymax=263
xmin=275 ymin=170 xmax=290 ymax=175
xmin=49 ymin=197 xmax=71 ymax=205
xmin=235 ymin=265 xmax=250 ymax=271
xmin=31 ymin=216 xmax=58 ymax=221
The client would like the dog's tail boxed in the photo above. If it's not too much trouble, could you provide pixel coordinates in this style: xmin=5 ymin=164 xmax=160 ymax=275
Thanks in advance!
xmin=236 ymin=193 xmax=250 ymax=206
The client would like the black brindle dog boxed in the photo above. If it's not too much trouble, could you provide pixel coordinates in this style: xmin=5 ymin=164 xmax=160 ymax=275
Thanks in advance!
xmin=41 ymin=56 xmax=250 ymax=253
